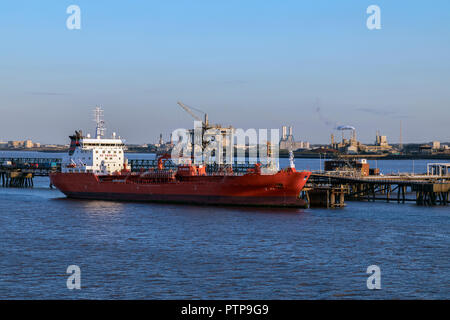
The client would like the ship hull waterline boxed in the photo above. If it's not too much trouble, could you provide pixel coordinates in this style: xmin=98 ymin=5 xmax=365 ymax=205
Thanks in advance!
xmin=50 ymin=171 xmax=311 ymax=208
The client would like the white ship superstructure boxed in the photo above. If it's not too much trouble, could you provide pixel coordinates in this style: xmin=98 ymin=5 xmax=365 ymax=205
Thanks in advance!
xmin=62 ymin=107 xmax=127 ymax=174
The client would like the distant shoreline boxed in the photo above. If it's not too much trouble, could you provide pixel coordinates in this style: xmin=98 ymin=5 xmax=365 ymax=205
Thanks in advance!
xmin=1 ymin=148 xmax=450 ymax=161
xmin=284 ymin=152 xmax=450 ymax=160
xmin=0 ymin=147 xmax=150 ymax=153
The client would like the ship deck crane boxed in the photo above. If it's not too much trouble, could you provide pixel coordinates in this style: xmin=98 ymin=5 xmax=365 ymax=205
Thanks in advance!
xmin=177 ymin=101 xmax=209 ymax=127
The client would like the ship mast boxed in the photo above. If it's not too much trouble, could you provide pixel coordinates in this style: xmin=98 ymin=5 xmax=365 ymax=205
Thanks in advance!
xmin=289 ymin=149 xmax=295 ymax=169
xmin=94 ymin=106 xmax=105 ymax=139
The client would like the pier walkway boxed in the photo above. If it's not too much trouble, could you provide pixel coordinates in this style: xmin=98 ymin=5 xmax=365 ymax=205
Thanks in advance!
xmin=308 ymin=172 xmax=450 ymax=206
xmin=0 ymin=157 xmax=61 ymax=188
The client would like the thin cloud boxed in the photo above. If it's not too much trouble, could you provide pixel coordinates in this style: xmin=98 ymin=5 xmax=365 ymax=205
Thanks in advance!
xmin=221 ymin=80 xmax=248 ymax=85
xmin=356 ymin=107 xmax=413 ymax=119
xmin=356 ymin=107 xmax=396 ymax=116
xmin=27 ymin=92 xmax=70 ymax=96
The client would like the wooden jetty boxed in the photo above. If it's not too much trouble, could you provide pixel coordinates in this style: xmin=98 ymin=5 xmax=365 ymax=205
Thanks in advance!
xmin=307 ymin=172 xmax=449 ymax=206
xmin=0 ymin=171 xmax=34 ymax=188
xmin=0 ymin=157 xmax=60 ymax=188
xmin=301 ymin=185 xmax=347 ymax=208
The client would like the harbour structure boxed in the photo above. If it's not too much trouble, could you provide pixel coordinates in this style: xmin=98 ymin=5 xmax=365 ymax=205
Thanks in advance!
xmin=427 ymin=163 xmax=450 ymax=176
xmin=322 ymin=158 xmax=379 ymax=176
xmin=0 ymin=157 xmax=60 ymax=188
xmin=176 ymin=101 xmax=235 ymax=161
xmin=0 ymin=158 xmax=60 ymax=175
xmin=0 ymin=171 xmax=34 ymax=188
xmin=303 ymin=159 xmax=450 ymax=206
xmin=307 ymin=172 xmax=449 ymax=206
xmin=419 ymin=141 xmax=450 ymax=155
xmin=153 ymin=133 xmax=175 ymax=155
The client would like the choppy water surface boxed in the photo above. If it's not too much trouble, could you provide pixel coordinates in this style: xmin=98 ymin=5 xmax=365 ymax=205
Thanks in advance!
xmin=0 ymin=155 xmax=448 ymax=299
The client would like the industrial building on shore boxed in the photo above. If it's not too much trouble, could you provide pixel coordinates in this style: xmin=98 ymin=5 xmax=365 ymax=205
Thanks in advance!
xmin=0 ymin=140 xmax=40 ymax=149
xmin=279 ymin=126 xmax=310 ymax=151
xmin=329 ymin=126 xmax=394 ymax=154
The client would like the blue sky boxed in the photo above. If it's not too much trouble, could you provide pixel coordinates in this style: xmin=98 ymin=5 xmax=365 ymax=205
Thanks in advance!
xmin=0 ymin=0 xmax=449 ymax=144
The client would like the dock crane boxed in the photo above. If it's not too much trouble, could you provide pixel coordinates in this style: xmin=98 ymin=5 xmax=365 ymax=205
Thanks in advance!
xmin=177 ymin=101 xmax=209 ymax=128
xmin=176 ymin=101 xmax=220 ymax=155
xmin=175 ymin=101 xmax=235 ymax=165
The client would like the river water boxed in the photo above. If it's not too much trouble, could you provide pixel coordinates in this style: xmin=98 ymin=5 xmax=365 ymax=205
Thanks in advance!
xmin=0 ymin=152 xmax=448 ymax=299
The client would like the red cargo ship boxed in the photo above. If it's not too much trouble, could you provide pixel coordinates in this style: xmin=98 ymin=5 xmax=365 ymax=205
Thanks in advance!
xmin=50 ymin=108 xmax=311 ymax=207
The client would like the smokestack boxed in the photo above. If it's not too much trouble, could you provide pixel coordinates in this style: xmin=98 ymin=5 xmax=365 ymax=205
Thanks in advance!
xmin=289 ymin=126 xmax=293 ymax=137
xmin=282 ymin=126 xmax=287 ymax=140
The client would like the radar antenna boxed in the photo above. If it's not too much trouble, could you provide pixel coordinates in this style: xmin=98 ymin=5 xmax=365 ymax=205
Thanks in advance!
xmin=94 ymin=106 xmax=106 ymax=138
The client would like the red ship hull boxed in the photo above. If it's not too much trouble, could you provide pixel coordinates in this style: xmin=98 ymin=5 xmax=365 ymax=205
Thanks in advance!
xmin=50 ymin=170 xmax=311 ymax=208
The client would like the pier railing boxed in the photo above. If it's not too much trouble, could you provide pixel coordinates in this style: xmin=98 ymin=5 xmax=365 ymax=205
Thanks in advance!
xmin=307 ymin=172 xmax=449 ymax=206
xmin=0 ymin=157 xmax=61 ymax=176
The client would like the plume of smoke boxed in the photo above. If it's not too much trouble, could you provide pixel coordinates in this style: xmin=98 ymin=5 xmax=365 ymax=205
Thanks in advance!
xmin=314 ymin=98 xmax=338 ymax=129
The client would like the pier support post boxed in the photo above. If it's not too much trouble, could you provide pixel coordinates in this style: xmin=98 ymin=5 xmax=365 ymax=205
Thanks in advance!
xmin=330 ymin=191 xmax=335 ymax=208
xmin=402 ymin=186 xmax=406 ymax=204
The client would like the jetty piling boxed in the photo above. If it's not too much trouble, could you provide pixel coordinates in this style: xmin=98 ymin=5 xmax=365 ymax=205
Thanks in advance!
xmin=307 ymin=173 xmax=449 ymax=206
xmin=301 ymin=185 xmax=347 ymax=208
xmin=1 ymin=171 xmax=34 ymax=188
xmin=1 ymin=157 xmax=60 ymax=188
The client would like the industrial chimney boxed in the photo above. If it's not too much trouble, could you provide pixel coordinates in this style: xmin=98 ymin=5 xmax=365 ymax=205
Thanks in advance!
xmin=282 ymin=126 xmax=287 ymax=140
